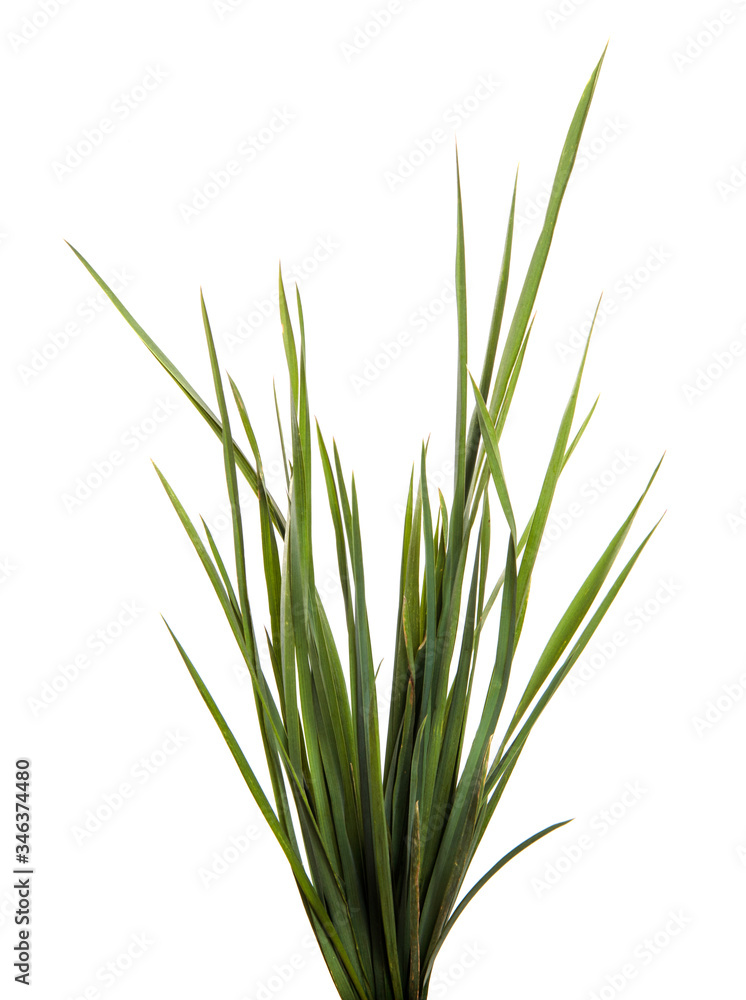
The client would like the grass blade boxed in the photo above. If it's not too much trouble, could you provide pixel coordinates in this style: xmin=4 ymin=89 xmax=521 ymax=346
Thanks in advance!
xmin=65 ymin=241 xmax=286 ymax=536
xmin=161 ymin=621 xmax=369 ymax=1000
xmin=464 ymin=170 xmax=517 ymax=495
xmin=487 ymin=47 xmax=607 ymax=422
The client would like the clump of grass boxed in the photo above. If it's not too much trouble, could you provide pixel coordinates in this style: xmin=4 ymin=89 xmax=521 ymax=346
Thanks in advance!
xmin=68 ymin=48 xmax=663 ymax=1000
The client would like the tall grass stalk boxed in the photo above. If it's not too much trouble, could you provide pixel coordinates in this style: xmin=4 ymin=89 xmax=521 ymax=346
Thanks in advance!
xmin=69 ymin=48 xmax=663 ymax=1000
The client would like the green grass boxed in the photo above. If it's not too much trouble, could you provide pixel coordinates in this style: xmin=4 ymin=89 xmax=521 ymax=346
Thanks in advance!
xmin=68 ymin=48 xmax=663 ymax=1000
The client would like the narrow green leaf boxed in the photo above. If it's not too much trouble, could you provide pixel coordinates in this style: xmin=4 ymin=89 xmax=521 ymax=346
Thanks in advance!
xmin=65 ymin=242 xmax=286 ymax=536
xmin=515 ymin=297 xmax=601 ymax=631
xmin=482 ymin=513 xmax=664 ymax=820
xmin=384 ymin=468 xmax=416 ymax=790
xmin=422 ymin=819 xmax=571 ymax=990
xmin=503 ymin=455 xmax=664 ymax=749
xmin=278 ymin=265 xmax=299 ymax=408
xmin=443 ymin=146 xmax=468 ymax=614
xmin=419 ymin=444 xmax=438 ymax=718
xmin=464 ymin=169 xmax=517 ymax=495
xmin=469 ymin=372 xmax=517 ymax=542
xmin=200 ymin=516 xmax=240 ymax=621
xmin=161 ymin=621 xmax=369 ymax=1000
xmin=475 ymin=393 xmax=600 ymax=637
xmin=409 ymin=801 xmax=422 ymax=1000
xmin=273 ymin=378 xmax=291 ymax=491
xmin=349 ymin=480 xmax=404 ymax=1000
xmin=418 ymin=535 xmax=517 ymax=958
xmin=487 ymin=47 xmax=607 ymax=421
xmin=228 ymin=375 xmax=284 ymax=656
xmin=200 ymin=291 xmax=254 ymax=657
xmin=495 ymin=314 xmax=534 ymax=441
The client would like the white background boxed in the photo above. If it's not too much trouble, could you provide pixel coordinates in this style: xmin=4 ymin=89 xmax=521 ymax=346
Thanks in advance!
xmin=3 ymin=1 xmax=745 ymax=998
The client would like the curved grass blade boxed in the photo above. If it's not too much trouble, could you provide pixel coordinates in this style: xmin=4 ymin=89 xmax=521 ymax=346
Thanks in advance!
xmin=515 ymin=299 xmax=601 ymax=633
xmin=65 ymin=241 xmax=286 ymax=536
xmin=161 ymin=621 xmax=369 ymax=1000
xmin=200 ymin=291 xmax=254 ymax=655
xmin=474 ymin=392 xmax=599 ymax=638
xmin=487 ymin=46 xmax=607 ymax=422
xmin=501 ymin=455 xmax=664 ymax=751
xmin=421 ymin=818 xmax=571 ymax=989
xmin=481 ymin=513 xmax=664 ymax=820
